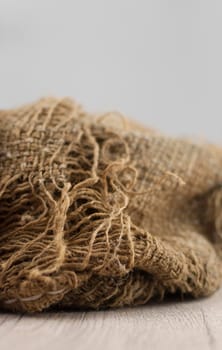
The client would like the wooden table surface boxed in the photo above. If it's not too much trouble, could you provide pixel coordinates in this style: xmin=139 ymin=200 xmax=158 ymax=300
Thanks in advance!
xmin=0 ymin=288 xmax=222 ymax=350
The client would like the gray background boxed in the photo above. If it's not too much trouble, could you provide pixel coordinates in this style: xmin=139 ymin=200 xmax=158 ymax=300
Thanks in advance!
xmin=1 ymin=0 xmax=222 ymax=142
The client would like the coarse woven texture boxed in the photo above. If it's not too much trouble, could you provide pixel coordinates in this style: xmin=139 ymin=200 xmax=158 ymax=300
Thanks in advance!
xmin=0 ymin=97 xmax=222 ymax=313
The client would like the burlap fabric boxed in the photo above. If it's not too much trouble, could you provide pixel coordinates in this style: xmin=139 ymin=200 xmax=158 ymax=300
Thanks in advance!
xmin=0 ymin=97 xmax=222 ymax=313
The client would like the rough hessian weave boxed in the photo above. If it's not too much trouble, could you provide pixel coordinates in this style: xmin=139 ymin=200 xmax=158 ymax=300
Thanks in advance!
xmin=0 ymin=97 xmax=222 ymax=313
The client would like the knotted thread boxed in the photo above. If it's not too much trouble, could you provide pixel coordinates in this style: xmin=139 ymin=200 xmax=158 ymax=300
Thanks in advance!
xmin=0 ymin=97 xmax=222 ymax=313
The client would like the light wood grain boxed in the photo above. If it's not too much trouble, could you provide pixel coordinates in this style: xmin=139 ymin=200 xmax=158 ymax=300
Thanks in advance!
xmin=0 ymin=288 xmax=222 ymax=350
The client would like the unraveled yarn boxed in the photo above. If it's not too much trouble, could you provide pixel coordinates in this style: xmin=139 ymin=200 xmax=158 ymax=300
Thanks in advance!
xmin=0 ymin=97 xmax=222 ymax=313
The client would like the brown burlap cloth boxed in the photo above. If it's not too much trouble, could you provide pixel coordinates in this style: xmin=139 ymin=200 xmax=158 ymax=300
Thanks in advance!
xmin=0 ymin=97 xmax=222 ymax=313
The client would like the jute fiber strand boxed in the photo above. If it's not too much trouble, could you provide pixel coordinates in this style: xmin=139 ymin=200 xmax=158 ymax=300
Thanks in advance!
xmin=0 ymin=97 xmax=222 ymax=313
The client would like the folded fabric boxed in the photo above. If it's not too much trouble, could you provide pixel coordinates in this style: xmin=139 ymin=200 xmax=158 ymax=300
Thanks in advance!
xmin=0 ymin=97 xmax=222 ymax=313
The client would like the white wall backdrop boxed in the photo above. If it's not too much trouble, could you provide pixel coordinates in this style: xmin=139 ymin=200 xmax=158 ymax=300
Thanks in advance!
xmin=1 ymin=0 xmax=222 ymax=142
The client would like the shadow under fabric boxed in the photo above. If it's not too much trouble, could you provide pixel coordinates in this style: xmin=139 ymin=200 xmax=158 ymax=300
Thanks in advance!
xmin=0 ymin=97 xmax=222 ymax=313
